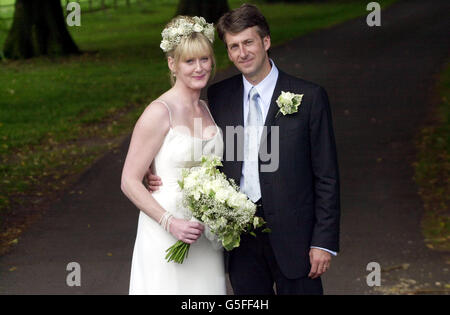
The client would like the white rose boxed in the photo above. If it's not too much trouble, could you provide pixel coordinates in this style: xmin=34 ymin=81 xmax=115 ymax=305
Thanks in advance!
xmin=279 ymin=91 xmax=294 ymax=105
xmin=227 ymin=193 xmax=243 ymax=208
xmin=193 ymin=16 xmax=206 ymax=25
xmin=193 ymin=23 xmax=203 ymax=33
xmin=210 ymin=179 xmax=224 ymax=192
xmin=202 ymin=181 xmax=215 ymax=195
xmin=215 ymin=189 xmax=230 ymax=203
xmin=204 ymin=26 xmax=215 ymax=42
xmin=183 ymin=175 xmax=198 ymax=190
xmin=160 ymin=40 xmax=170 ymax=52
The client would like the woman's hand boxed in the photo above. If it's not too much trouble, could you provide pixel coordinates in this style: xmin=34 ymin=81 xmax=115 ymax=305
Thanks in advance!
xmin=169 ymin=218 xmax=205 ymax=244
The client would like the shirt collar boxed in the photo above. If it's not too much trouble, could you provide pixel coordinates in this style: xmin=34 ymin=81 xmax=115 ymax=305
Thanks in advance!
xmin=242 ymin=59 xmax=279 ymax=109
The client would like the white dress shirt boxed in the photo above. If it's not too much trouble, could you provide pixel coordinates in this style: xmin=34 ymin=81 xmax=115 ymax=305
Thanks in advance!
xmin=241 ymin=60 xmax=279 ymax=125
xmin=239 ymin=60 xmax=337 ymax=257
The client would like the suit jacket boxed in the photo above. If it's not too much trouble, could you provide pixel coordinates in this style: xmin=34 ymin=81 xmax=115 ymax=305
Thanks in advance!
xmin=207 ymin=69 xmax=340 ymax=279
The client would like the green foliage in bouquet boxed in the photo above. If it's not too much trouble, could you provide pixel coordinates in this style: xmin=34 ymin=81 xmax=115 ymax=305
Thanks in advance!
xmin=165 ymin=155 xmax=270 ymax=263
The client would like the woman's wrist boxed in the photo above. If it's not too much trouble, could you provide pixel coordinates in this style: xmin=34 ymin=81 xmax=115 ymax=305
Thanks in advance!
xmin=158 ymin=212 xmax=174 ymax=233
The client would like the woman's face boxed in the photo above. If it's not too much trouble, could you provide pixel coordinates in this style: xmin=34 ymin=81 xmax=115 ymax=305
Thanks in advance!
xmin=169 ymin=53 xmax=212 ymax=90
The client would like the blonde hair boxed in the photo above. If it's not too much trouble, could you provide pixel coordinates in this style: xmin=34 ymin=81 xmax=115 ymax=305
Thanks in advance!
xmin=163 ymin=16 xmax=216 ymax=85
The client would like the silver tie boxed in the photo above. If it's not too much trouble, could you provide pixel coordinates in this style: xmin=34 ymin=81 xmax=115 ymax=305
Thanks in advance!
xmin=243 ymin=87 xmax=262 ymax=202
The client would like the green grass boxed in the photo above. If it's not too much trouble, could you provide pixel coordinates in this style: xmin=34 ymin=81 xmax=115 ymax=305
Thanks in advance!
xmin=413 ymin=62 xmax=450 ymax=252
xmin=0 ymin=0 xmax=144 ymax=20
xmin=0 ymin=0 xmax=398 ymax=246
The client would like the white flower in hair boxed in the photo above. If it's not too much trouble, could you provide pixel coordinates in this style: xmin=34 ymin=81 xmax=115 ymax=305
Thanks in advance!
xmin=160 ymin=16 xmax=215 ymax=53
xmin=204 ymin=27 xmax=215 ymax=42
xmin=193 ymin=16 xmax=206 ymax=24
xmin=193 ymin=23 xmax=204 ymax=32
xmin=160 ymin=39 xmax=170 ymax=52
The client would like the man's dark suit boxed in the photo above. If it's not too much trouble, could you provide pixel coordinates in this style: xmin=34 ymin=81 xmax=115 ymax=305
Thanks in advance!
xmin=207 ymin=69 xmax=340 ymax=292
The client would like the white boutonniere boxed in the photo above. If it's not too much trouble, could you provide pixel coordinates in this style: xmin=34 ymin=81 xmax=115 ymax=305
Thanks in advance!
xmin=275 ymin=91 xmax=304 ymax=118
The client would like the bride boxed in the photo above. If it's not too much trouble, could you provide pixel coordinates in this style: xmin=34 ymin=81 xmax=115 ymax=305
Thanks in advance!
xmin=120 ymin=16 xmax=226 ymax=295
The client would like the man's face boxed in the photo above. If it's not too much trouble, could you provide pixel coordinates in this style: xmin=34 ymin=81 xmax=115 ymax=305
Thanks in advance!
xmin=224 ymin=26 xmax=271 ymax=80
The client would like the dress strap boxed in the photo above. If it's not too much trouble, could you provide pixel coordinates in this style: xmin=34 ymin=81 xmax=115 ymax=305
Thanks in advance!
xmin=200 ymin=100 xmax=216 ymax=125
xmin=154 ymin=99 xmax=173 ymax=128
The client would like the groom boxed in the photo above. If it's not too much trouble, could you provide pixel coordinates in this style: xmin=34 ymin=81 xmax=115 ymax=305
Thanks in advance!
xmin=208 ymin=4 xmax=340 ymax=295
xmin=149 ymin=4 xmax=340 ymax=295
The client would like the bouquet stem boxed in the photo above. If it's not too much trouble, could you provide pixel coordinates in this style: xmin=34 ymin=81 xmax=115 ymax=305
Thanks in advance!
xmin=165 ymin=241 xmax=190 ymax=264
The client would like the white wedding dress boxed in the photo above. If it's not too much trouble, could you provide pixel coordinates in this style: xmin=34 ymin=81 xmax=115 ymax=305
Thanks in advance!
xmin=129 ymin=100 xmax=226 ymax=295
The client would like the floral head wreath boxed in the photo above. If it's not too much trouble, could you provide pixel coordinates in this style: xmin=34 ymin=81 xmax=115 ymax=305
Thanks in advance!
xmin=160 ymin=16 xmax=215 ymax=53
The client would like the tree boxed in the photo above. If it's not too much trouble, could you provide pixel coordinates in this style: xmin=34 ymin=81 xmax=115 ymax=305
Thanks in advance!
xmin=3 ymin=0 xmax=80 ymax=59
xmin=176 ymin=0 xmax=230 ymax=24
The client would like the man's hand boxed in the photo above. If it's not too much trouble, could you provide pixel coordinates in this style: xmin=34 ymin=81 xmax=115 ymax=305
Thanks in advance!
xmin=308 ymin=248 xmax=332 ymax=279
xmin=145 ymin=167 xmax=162 ymax=192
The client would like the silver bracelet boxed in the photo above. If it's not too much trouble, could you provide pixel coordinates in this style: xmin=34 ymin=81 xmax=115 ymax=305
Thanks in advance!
xmin=165 ymin=215 xmax=173 ymax=233
xmin=159 ymin=212 xmax=173 ymax=232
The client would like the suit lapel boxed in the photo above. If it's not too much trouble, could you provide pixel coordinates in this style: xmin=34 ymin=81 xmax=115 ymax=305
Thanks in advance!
xmin=261 ymin=71 xmax=290 ymax=145
xmin=223 ymin=76 xmax=244 ymax=185
xmin=231 ymin=77 xmax=244 ymax=128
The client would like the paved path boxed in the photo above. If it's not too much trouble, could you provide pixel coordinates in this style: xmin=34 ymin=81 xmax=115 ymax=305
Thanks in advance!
xmin=1 ymin=0 xmax=449 ymax=294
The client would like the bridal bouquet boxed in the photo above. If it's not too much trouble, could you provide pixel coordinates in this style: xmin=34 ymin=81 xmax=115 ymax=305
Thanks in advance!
xmin=165 ymin=155 xmax=269 ymax=264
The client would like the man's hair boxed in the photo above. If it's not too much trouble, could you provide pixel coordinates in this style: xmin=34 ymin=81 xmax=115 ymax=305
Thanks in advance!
xmin=216 ymin=3 xmax=270 ymax=44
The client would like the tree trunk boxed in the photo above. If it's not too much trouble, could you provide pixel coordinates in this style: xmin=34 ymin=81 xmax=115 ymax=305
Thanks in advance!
xmin=176 ymin=0 xmax=230 ymax=24
xmin=3 ymin=0 xmax=80 ymax=59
